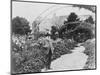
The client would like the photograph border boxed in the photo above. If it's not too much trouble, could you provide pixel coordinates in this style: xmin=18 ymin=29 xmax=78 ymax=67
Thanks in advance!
xmin=10 ymin=0 xmax=97 ymax=74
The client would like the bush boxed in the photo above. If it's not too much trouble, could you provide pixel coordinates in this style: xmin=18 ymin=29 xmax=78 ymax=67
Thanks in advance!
xmin=52 ymin=39 xmax=77 ymax=60
xmin=83 ymin=39 xmax=95 ymax=69
xmin=12 ymin=16 xmax=31 ymax=35
xmin=11 ymin=35 xmax=78 ymax=74
xmin=72 ymin=27 xmax=94 ymax=43
xmin=12 ymin=38 xmax=51 ymax=74
xmin=85 ymin=16 xmax=94 ymax=24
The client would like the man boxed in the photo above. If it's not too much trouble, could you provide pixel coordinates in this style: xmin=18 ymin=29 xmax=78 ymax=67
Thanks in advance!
xmin=39 ymin=37 xmax=54 ymax=70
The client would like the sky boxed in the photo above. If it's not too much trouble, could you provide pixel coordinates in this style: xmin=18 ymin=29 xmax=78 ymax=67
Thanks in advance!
xmin=12 ymin=1 xmax=95 ymax=28
xmin=12 ymin=1 xmax=95 ymax=30
xmin=12 ymin=1 xmax=55 ymax=25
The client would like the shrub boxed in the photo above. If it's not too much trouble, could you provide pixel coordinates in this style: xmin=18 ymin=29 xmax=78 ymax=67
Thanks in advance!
xmin=12 ymin=16 xmax=31 ymax=35
xmin=52 ymin=39 xmax=77 ymax=60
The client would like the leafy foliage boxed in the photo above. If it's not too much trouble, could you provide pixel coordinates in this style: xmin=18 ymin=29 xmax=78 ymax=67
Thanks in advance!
xmin=83 ymin=39 xmax=95 ymax=69
xmin=12 ymin=16 xmax=31 ymax=35
xmin=85 ymin=16 xmax=94 ymax=24
xmin=52 ymin=39 xmax=77 ymax=60
xmin=11 ymin=40 xmax=46 ymax=73
xmin=11 ymin=12 xmax=95 ymax=74
xmin=50 ymin=26 xmax=59 ymax=40
xmin=64 ymin=12 xmax=80 ymax=23
xmin=59 ymin=12 xmax=80 ymax=39
xmin=58 ymin=12 xmax=94 ymax=43
xmin=64 ymin=12 xmax=80 ymax=31
xmin=72 ymin=27 xmax=94 ymax=43
xmin=11 ymin=34 xmax=78 ymax=74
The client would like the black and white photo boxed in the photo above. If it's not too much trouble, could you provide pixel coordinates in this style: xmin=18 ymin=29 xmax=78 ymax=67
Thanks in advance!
xmin=11 ymin=0 xmax=96 ymax=74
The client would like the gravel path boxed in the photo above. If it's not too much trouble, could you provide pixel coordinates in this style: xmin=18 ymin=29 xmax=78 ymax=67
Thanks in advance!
xmin=42 ymin=46 xmax=88 ymax=72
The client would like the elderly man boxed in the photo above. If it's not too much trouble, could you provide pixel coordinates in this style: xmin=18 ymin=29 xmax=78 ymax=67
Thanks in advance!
xmin=38 ymin=37 xmax=54 ymax=70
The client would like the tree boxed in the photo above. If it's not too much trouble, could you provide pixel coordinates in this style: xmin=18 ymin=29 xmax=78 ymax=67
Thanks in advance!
xmin=59 ymin=12 xmax=80 ymax=39
xmin=85 ymin=16 xmax=94 ymax=24
xmin=12 ymin=16 xmax=31 ymax=35
xmin=64 ymin=12 xmax=79 ymax=24
xmin=63 ymin=12 xmax=80 ymax=31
